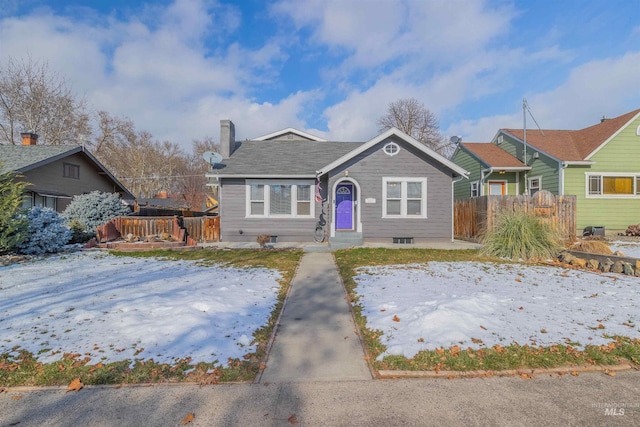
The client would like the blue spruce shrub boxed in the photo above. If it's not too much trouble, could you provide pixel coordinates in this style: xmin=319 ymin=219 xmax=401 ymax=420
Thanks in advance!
xmin=17 ymin=207 xmax=72 ymax=255
xmin=62 ymin=191 xmax=130 ymax=235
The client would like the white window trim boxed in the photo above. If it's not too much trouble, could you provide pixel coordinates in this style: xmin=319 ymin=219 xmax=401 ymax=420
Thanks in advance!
xmin=470 ymin=180 xmax=480 ymax=198
xmin=528 ymin=175 xmax=542 ymax=192
xmin=382 ymin=177 xmax=427 ymax=218
xmin=636 ymin=125 xmax=640 ymax=136
xmin=585 ymin=173 xmax=640 ymax=199
xmin=245 ymin=179 xmax=315 ymax=218
xmin=383 ymin=142 xmax=400 ymax=156
xmin=487 ymin=180 xmax=508 ymax=195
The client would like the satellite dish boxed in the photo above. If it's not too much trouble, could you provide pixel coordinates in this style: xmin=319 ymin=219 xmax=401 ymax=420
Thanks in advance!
xmin=203 ymin=151 xmax=223 ymax=165
xmin=449 ymin=135 xmax=462 ymax=144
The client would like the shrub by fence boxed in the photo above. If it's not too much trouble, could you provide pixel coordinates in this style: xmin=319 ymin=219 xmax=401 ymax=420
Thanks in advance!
xmin=454 ymin=190 xmax=576 ymax=241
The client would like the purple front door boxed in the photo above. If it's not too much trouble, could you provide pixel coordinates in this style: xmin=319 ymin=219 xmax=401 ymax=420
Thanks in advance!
xmin=336 ymin=183 xmax=353 ymax=230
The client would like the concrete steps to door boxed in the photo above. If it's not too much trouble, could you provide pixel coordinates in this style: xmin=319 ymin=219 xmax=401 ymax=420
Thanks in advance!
xmin=329 ymin=232 xmax=363 ymax=250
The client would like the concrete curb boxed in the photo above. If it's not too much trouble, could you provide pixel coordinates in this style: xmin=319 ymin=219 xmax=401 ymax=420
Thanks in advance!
xmin=378 ymin=363 xmax=636 ymax=379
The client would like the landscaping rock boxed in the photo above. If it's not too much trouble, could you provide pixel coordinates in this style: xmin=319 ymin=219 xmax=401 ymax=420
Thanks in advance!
xmin=601 ymin=259 xmax=614 ymax=273
xmin=570 ymin=257 xmax=587 ymax=268
xmin=623 ymin=263 xmax=635 ymax=276
xmin=558 ymin=251 xmax=574 ymax=264
xmin=612 ymin=261 xmax=625 ymax=274
xmin=587 ymin=259 xmax=600 ymax=270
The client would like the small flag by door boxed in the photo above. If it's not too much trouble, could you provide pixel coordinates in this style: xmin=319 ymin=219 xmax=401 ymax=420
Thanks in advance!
xmin=315 ymin=179 xmax=323 ymax=202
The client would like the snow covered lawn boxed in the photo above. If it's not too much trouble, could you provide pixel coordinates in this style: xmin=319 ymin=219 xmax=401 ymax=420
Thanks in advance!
xmin=354 ymin=262 xmax=640 ymax=361
xmin=0 ymin=251 xmax=282 ymax=366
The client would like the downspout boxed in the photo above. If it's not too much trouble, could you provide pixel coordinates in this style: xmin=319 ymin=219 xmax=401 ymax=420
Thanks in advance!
xmin=481 ymin=168 xmax=493 ymax=196
xmin=452 ymin=175 xmax=465 ymax=242
xmin=523 ymin=98 xmax=529 ymax=195
xmin=560 ymin=161 xmax=567 ymax=195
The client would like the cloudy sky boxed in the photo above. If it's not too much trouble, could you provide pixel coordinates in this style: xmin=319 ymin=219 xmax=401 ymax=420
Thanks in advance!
xmin=1 ymin=0 xmax=639 ymax=152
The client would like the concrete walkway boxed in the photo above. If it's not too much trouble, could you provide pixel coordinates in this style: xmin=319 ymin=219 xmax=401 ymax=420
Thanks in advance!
xmin=259 ymin=252 xmax=372 ymax=383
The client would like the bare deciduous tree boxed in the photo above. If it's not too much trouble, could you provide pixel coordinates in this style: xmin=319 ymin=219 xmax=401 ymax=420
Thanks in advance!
xmin=377 ymin=97 xmax=453 ymax=156
xmin=0 ymin=57 xmax=90 ymax=145
xmin=176 ymin=137 xmax=220 ymax=210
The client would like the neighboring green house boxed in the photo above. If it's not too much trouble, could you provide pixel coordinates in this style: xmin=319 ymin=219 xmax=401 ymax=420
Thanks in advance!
xmin=451 ymin=108 xmax=640 ymax=233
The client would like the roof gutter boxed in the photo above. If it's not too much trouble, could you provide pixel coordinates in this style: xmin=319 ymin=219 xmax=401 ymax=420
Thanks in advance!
xmin=206 ymin=173 xmax=317 ymax=179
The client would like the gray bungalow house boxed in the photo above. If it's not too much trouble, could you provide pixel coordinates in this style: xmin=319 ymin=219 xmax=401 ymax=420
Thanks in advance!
xmin=206 ymin=120 xmax=468 ymax=247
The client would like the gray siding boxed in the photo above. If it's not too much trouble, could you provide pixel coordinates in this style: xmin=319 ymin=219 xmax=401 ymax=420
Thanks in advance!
xmin=328 ymin=137 xmax=454 ymax=242
xmin=219 ymin=178 xmax=328 ymax=242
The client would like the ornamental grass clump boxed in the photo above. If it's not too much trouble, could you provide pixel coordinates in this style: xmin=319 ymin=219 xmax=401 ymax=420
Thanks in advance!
xmin=481 ymin=211 xmax=562 ymax=261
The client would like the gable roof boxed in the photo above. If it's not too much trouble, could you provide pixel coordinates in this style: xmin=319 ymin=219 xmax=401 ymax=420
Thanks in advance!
xmin=208 ymin=127 xmax=468 ymax=179
xmin=501 ymin=109 xmax=640 ymax=161
xmin=458 ymin=142 xmax=529 ymax=170
xmin=208 ymin=140 xmax=362 ymax=178
xmin=316 ymin=128 xmax=468 ymax=177
xmin=253 ymin=127 xmax=326 ymax=142
xmin=0 ymin=144 xmax=133 ymax=198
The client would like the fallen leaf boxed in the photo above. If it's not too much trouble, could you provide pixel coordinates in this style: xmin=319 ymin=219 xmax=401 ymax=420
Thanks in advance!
xmin=471 ymin=338 xmax=483 ymax=344
xmin=515 ymin=278 xmax=522 ymax=283
xmin=288 ymin=414 xmax=299 ymax=425
xmin=541 ymin=328 xmax=547 ymax=334
xmin=571 ymin=371 xmax=579 ymax=377
xmin=447 ymin=375 xmax=454 ymax=380
xmin=67 ymin=378 xmax=83 ymax=392
xmin=380 ymin=308 xmax=386 ymax=312
xmin=181 ymin=413 xmax=195 ymax=425
xmin=518 ymin=307 xmax=524 ymax=311
xmin=604 ymin=370 xmax=616 ymax=377
xmin=392 ymin=315 xmax=400 ymax=322
xmin=597 ymin=323 xmax=605 ymax=329
xmin=479 ymin=325 xmax=487 ymax=330
xmin=259 ymin=364 xmax=266 ymax=371
xmin=11 ymin=395 xmax=22 ymax=400
xmin=519 ymin=373 xmax=532 ymax=380
xmin=417 ymin=337 xmax=424 ymax=343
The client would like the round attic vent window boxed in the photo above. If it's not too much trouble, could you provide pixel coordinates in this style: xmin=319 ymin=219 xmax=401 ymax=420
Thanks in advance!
xmin=383 ymin=142 xmax=399 ymax=156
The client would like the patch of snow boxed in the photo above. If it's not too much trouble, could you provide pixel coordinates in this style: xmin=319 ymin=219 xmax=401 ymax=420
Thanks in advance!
xmin=0 ymin=251 xmax=281 ymax=367
xmin=608 ymin=241 xmax=640 ymax=259
xmin=354 ymin=262 xmax=640 ymax=360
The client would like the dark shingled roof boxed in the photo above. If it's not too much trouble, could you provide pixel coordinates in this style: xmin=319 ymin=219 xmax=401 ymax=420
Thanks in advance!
xmin=460 ymin=142 xmax=527 ymax=168
xmin=0 ymin=145 xmax=83 ymax=174
xmin=212 ymin=140 xmax=364 ymax=176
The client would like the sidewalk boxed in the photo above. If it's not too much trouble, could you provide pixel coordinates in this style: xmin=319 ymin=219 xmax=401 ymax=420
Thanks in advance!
xmin=259 ymin=252 xmax=372 ymax=383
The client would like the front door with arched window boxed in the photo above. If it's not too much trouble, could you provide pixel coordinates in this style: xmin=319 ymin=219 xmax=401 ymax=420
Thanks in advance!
xmin=335 ymin=183 xmax=354 ymax=230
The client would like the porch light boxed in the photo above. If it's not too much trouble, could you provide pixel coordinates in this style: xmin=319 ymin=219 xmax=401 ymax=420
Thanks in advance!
xmin=499 ymin=170 xmax=506 ymax=174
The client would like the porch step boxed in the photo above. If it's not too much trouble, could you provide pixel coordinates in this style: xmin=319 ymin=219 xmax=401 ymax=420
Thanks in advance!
xmin=329 ymin=232 xmax=363 ymax=250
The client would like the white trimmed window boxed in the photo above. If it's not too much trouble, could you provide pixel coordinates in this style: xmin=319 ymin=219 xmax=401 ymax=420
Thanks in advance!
xmin=246 ymin=180 xmax=315 ymax=217
xmin=382 ymin=177 xmax=427 ymax=218
xmin=587 ymin=173 xmax=640 ymax=198
xmin=470 ymin=180 xmax=479 ymax=197
xmin=383 ymin=142 xmax=399 ymax=156
xmin=528 ymin=176 xmax=542 ymax=194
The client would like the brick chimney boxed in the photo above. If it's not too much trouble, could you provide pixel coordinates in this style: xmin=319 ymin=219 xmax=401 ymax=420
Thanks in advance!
xmin=21 ymin=132 xmax=38 ymax=145
xmin=220 ymin=120 xmax=236 ymax=159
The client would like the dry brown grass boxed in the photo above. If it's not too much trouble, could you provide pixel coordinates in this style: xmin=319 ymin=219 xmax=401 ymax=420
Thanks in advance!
xmin=568 ymin=240 xmax=613 ymax=255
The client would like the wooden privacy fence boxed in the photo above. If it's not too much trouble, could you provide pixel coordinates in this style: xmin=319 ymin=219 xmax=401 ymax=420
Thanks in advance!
xmin=454 ymin=190 xmax=576 ymax=241
xmin=96 ymin=215 xmax=220 ymax=244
